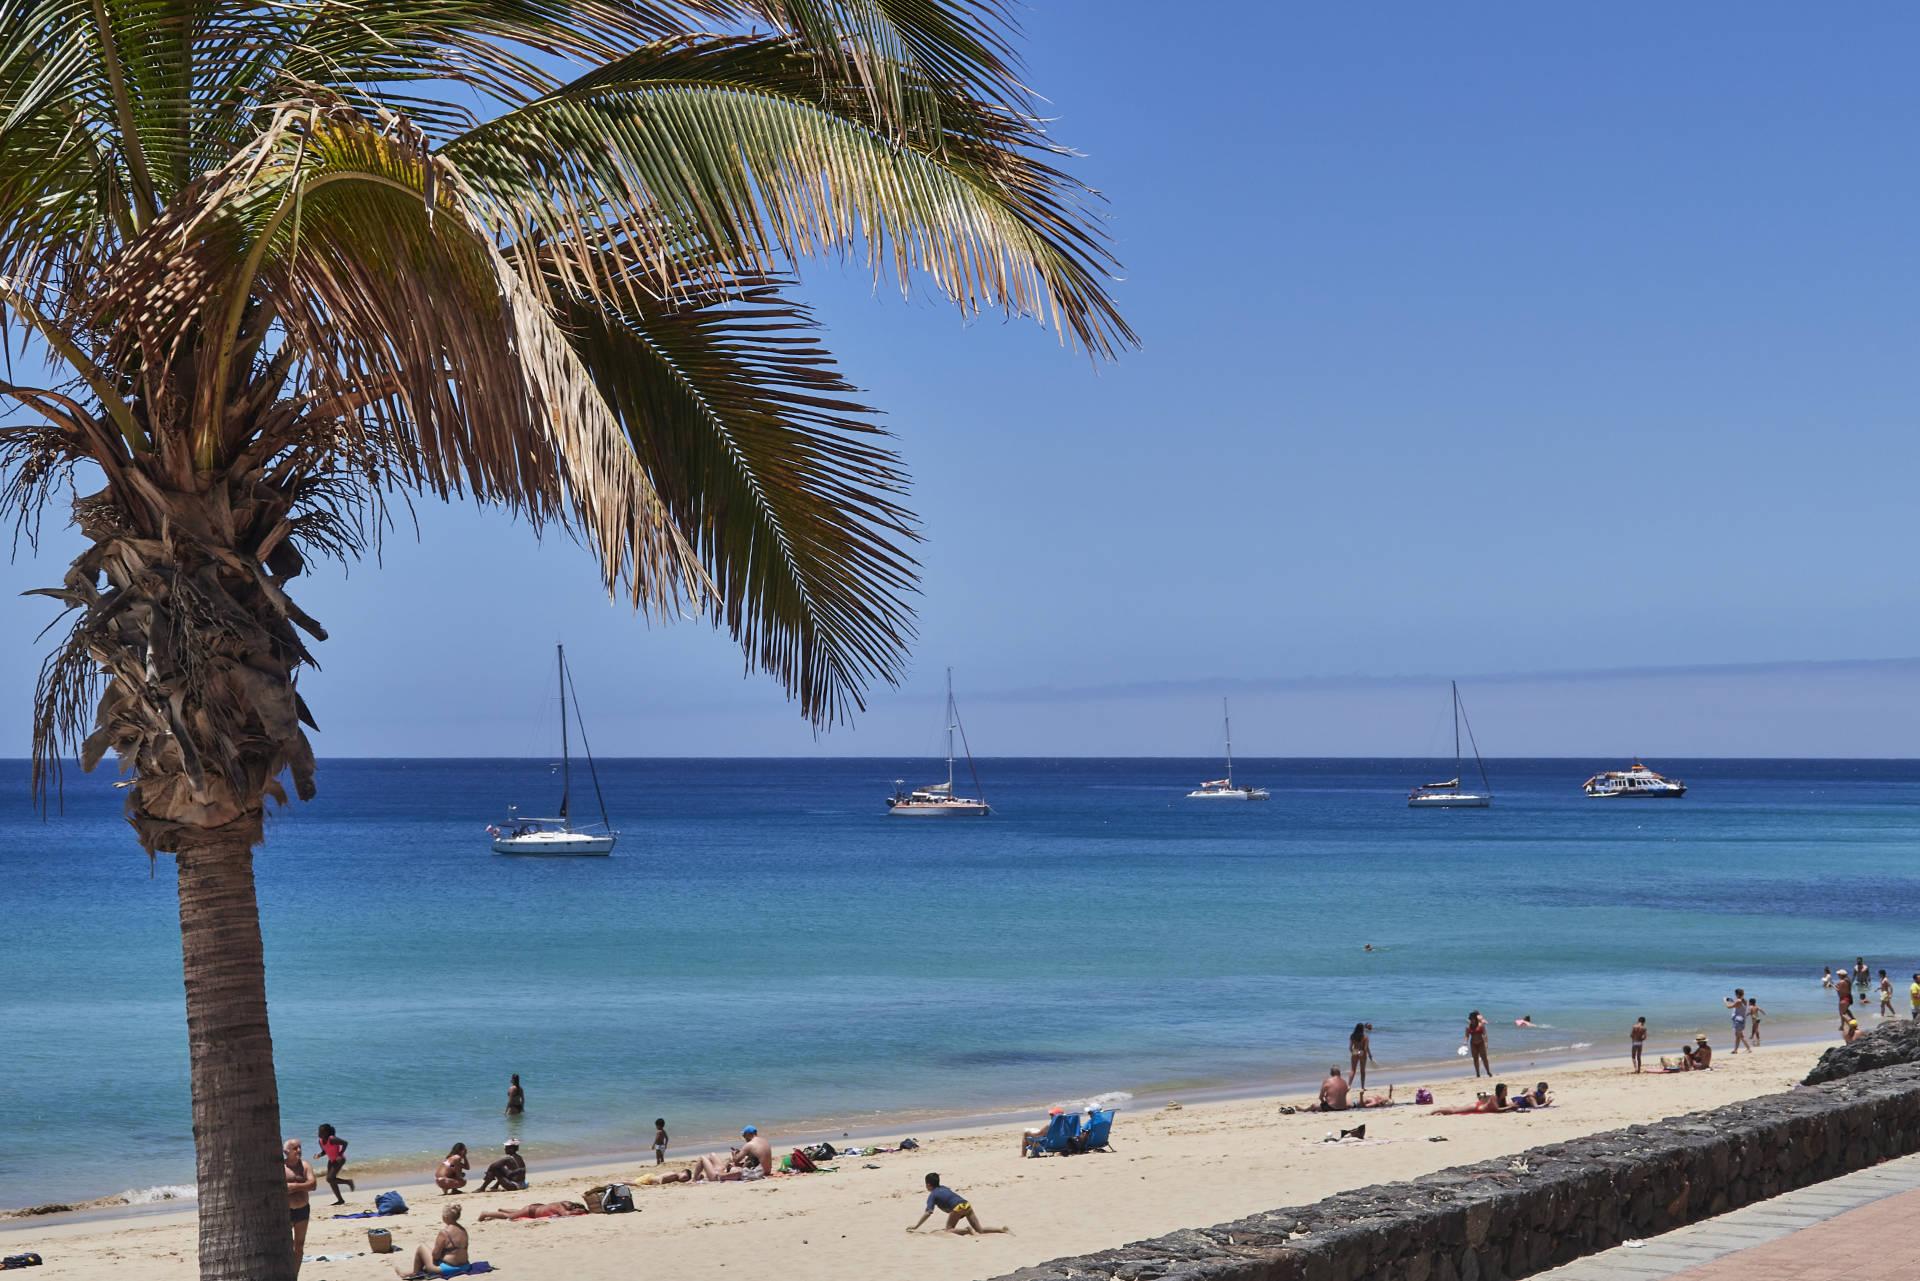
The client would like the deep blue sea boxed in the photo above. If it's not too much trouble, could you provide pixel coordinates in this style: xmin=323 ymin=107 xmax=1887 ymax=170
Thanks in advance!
xmin=6 ymin=756 xmax=1918 ymax=1211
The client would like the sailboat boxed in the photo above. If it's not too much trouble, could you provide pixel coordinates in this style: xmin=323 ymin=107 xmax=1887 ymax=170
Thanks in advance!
xmin=490 ymin=645 xmax=620 ymax=854
xmin=1187 ymin=699 xmax=1270 ymax=800
xmin=886 ymin=668 xmax=990 ymax=816
xmin=1407 ymin=681 xmax=1491 ymax=808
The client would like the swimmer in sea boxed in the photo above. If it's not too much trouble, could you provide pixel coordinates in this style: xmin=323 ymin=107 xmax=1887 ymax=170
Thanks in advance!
xmin=1514 ymin=1015 xmax=1536 ymax=1027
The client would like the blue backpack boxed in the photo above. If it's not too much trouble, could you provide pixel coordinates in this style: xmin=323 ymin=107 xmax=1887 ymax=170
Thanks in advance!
xmin=375 ymin=1191 xmax=408 ymax=1216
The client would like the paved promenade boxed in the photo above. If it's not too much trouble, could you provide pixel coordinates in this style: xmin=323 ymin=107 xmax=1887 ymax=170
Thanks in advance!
xmin=1535 ymin=1151 xmax=1920 ymax=1280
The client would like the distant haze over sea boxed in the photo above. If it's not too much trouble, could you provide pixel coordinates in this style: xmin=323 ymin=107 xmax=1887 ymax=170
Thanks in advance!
xmin=268 ymin=656 xmax=1920 ymax=758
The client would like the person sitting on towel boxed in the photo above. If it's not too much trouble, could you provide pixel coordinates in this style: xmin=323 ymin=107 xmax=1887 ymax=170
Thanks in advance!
xmin=691 ymin=1126 xmax=775 ymax=1182
xmin=476 ymin=1140 xmax=526 ymax=1193
xmin=1310 ymin=1066 xmax=1350 ymax=1111
xmin=394 ymin=1203 xmax=468 ymax=1279
xmin=1686 ymin=1035 xmax=1713 ymax=1069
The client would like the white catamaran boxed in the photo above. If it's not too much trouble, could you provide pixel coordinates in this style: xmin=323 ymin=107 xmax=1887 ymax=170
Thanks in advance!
xmin=887 ymin=668 xmax=991 ymax=816
xmin=490 ymin=645 xmax=619 ymax=855
xmin=1407 ymin=681 xmax=1492 ymax=808
xmin=1188 ymin=699 xmax=1269 ymax=800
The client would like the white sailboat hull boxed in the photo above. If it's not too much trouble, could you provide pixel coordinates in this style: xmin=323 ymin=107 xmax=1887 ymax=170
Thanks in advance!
xmin=1407 ymin=793 xmax=1490 ymax=808
xmin=886 ymin=799 xmax=991 ymax=816
xmin=492 ymin=831 xmax=617 ymax=855
xmin=1187 ymin=787 xmax=1270 ymax=800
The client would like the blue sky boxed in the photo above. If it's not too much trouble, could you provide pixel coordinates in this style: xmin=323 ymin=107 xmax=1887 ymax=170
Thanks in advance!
xmin=4 ymin=3 xmax=1919 ymax=757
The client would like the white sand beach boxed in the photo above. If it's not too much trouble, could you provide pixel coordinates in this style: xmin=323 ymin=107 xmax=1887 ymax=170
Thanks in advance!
xmin=3 ymin=1041 xmax=1829 ymax=1281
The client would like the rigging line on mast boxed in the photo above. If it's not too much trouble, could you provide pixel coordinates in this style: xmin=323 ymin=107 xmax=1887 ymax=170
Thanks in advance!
xmin=1456 ymin=686 xmax=1492 ymax=795
xmin=562 ymin=653 xmax=614 ymax=829
xmin=952 ymin=702 xmax=987 ymax=804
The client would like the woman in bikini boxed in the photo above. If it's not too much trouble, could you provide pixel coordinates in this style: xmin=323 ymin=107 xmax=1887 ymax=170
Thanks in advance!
xmin=1465 ymin=1011 xmax=1492 ymax=1078
xmin=477 ymin=1201 xmax=588 ymax=1222
xmin=1348 ymin=1023 xmax=1376 ymax=1093
xmin=394 ymin=1203 xmax=468 ymax=1279
xmin=435 ymin=1144 xmax=469 ymax=1193
xmin=1434 ymin=1082 xmax=1512 ymax=1114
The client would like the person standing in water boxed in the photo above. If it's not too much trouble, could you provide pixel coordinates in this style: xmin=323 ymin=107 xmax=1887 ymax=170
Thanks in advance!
xmin=316 ymin=1124 xmax=354 ymax=1204
xmin=1879 ymin=971 xmax=1896 ymax=1017
xmin=1348 ymin=1023 xmax=1376 ymax=1092
xmin=1748 ymin=996 xmax=1764 ymax=1044
xmin=1465 ymin=1011 xmax=1492 ymax=1078
xmin=506 ymin=1074 xmax=525 ymax=1116
xmin=1630 ymin=1017 xmax=1647 ymax=1073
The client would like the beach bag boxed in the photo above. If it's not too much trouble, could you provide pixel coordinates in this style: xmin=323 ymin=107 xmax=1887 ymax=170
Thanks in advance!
xmin=1 ymin=1255 xmax=43 ymax=1269
xmin=601 ymin=1183 xmax=635 ymax=1214
xmin=1415 ymin=1089 xmax=1433 ymax=1105
xmin=789 ymin=1148 xmax=817 ymax=1173
xmin=375 ymin=1190 xmax=408 ymax=1215
xmin=366 ymin=1228 xmax=394 ymax=1254
xmin=803 ymin=1142 xmax=836 ymax=1161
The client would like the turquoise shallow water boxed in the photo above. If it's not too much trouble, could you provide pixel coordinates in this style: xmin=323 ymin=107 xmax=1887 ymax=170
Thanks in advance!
xmin=4 ymin=756 xmax=1916 ymax=1210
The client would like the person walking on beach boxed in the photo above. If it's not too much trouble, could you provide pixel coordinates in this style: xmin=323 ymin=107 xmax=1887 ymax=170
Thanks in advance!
xmin=653 ymin=1118 xmax=669 ymax=1165
xmin=1748 ymin=996 xmax=1765 ymax=1044
xmin=284 ymin=1139 xmax=317 ymax=1272
xmin=1879 ymin=970 xmax=1896 ymax=1017
xmin=1465 ymin=1011 xmax=1492 ymax=1078
xmin=909 ymin=1173 xmax=1011 ymax=1235
xmin=316 ymin=1124 xmax=354 ymax=1204
xmin=1630 ymin=1017 xmax=1647 ymax=1073
xmin=506 ymin=1074 xmax=525 ymax=1116
xmin=394 ymin=1203 xmax=468 ymax=1280
xmin=1348 ymin=1022 xmax=1376 ymax=1092
xmin=1724 ymin=990 xmax=1750 ymax=1053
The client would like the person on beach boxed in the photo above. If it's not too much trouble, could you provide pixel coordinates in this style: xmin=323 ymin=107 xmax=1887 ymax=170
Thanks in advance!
xmin=1465 ymin=1011 xmax=1492 ymax=1078
xmin=1630 ymin=1017 xmax=1647 ymax=1073
xmin=1844 ymin=1013 xmax=1861 ymax=1043
xmin=1511 ymin=1081 xmax=1552 ymax=1109
xmin=478 ymin=1200 xmax=588 ymax=1221
xmin=1911 ymin=974 xmax=1920 ymax=1021
xmin=1879 ymin=971 xmax=1895 ymax=1017
xmin=394 ymin=1203 xmax=468 ymax=1279
xmin=1724 ymin=990 xmax=1750 ymax=1053
xmin=909 ymin=1173 xmax=1011 ymax=1235
xmin=435 ymin=1143 xmax=470 ymax=1193
xmin=653 ymin=1119 xmax=669 ymax=1165
xmin=691 ymin=1126 xmax=774 ymax=1182
xmin=505 ymin=1074 xmax=525 ymax=1116
xmin=1748 ymin=997 xmax=1764 ymax=1044
xmin=1434 ymin=1083 xmax=1511 ymax=1114
xmin=1019 ymin=1106 xmax=1066 ymax=1156
xmin=1348 ymin=1023 xmax=1376 ymax=1092
xmin=1823 ymin=966 xmax=1834 ymax=990
xmin=1688 ymin=1034 xmax=1713 ymax=1069
xmin=1835 ymin=967 xmax=1854 ymax=1029
xmin=1316 ymin=1066 xmax=1349 ymax=1111
xmin=1856 ymin=958 xmax=1871 ymax=998
xmin=284 ymin=1138 xmax=317 ymax=1272
xmin=476 ymin=1139 xmax=526 ymax=1193
xmin=316 ymin=1124 xmax=354 ymax=1204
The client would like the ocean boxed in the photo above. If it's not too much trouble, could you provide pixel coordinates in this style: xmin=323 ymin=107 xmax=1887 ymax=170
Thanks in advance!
xmin=5 ymin=756 xmax=1916 ymax=1212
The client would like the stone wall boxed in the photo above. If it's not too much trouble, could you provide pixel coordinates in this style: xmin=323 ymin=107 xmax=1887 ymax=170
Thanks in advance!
xmin=990 ymin=1058 xmax=1920 ymax=1281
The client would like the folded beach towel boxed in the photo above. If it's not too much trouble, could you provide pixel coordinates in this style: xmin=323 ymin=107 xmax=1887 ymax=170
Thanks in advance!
xmin=401 ymin=1264 xmax=493 ymax=1278
xmin=333 ymin=1208 xmax=407 ymax=1219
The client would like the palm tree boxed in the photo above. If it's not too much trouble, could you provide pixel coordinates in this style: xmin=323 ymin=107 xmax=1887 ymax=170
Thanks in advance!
xmin=0 ymin=2 xmax=1129 ymax=1276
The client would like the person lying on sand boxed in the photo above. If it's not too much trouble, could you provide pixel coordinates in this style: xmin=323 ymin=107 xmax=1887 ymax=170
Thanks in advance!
xmin=1279 ymin=1069 xmax=1393 ymax=1113
xmin=394 ymin=1203 xmax=468 ymax=1278
xmin=908 ymin=1173 xmax=1011 ymax=1235
xmin=690 ymin=1126 xmax=774 ymax=1182
xmin=476 ymin=1200 xmax=587 ymax=1221
xmin=1511 ymin=1081 xmax=1552 ymax=1109
xmin=476 ymin=1141 xmax=526 ymax=1193
xmin=1433 ymin=1083 xmax=1513 ymax=1114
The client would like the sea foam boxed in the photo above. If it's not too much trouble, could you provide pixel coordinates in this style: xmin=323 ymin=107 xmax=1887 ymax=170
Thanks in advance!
xmin=119 ymin=1185 xmax=196 ymax=1206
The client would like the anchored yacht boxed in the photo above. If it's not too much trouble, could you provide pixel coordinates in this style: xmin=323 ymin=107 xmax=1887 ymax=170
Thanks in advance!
xmin=1584 ymin=761 xmax=1687 ymax=798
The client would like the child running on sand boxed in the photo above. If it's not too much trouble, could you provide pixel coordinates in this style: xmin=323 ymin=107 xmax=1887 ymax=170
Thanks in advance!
xmin=909 ymin=1174 xmax=1011 ymax=1235
xmin=317 ymin=1124 xmax=354 ymax=1204
xmin=1630 ymin=1017 xmax=1647 ymax=1073
xmin=653 ymin=1118 xmax=669 ymax=1165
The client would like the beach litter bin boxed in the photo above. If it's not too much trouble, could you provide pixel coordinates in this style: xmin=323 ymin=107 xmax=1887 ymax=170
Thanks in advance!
xmin=366 ymin=1227 xmax=394 ymax=1253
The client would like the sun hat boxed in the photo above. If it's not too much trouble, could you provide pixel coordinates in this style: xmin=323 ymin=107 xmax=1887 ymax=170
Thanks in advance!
xmin=1695 ymin=1034 xmax=1708 ymax=1043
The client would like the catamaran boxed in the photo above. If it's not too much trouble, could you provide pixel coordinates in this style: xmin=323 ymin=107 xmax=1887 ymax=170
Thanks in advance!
xmin=887 ymin=668 xmax=990 ymax=816
xmin=490 ymin=645 xmax=619 ymax=854
xmin=1188 ymin=699 xmax=1269 ymax=800
xmin=1408 ymin=681 xmax=1492 ymax=808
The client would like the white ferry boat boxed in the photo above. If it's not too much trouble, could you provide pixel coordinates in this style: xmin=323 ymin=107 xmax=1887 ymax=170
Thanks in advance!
xmin=1583 ymin=761 xmax=1687 ymax=799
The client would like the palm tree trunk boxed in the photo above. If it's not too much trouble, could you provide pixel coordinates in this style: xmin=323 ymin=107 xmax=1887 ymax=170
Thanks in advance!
xmin=176 ymin=835 xmax=296 ymax=1281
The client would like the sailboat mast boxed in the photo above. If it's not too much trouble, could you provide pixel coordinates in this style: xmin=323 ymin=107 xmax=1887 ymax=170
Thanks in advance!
xmin=559 ymin=644 xmax=572 ymax=831
xmin=946 ymin=666 xmax=957 ymax=793
xmin=1224 ymin=698 xmax=1233 ymax=786
xmin=1452 ymin=681 xmax=1462 ymax=779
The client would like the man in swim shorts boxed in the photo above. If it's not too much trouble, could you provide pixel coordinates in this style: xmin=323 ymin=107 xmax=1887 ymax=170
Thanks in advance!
xmin=283 ymin=1139 xmax=318 ymax=1273
xmin=691 ymin=1126 xmax=775 ymax=1182
xmin=1314 ymin=1066 xmax=1350 ymax=1111
xmin=395 ymin=1203 xmax=470 ymax=1278
xmin=909 ymin=1173 xmax=1010 ymax=1235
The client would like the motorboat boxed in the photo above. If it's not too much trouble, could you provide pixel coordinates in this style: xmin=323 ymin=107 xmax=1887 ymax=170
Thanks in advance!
xmin=1188 ymin=699 xmax=1270 ymax=800
xmin=887 ymin=669 xmax=991 ymax=816
xmin=490 ymin=645 xmax=620 ymax=854
xmin=1408 ymin=681 xmax=1492 ymax=808
xmin=1584 ymin=761 xmax=1686 ymax=798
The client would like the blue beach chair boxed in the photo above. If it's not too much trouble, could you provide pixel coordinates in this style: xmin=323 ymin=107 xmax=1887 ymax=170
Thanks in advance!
xmin=1023 ymin=1111 xmax=1081 ymax=1157
xmin=1078 ymin=1108 xmax=1117 ymax=1152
